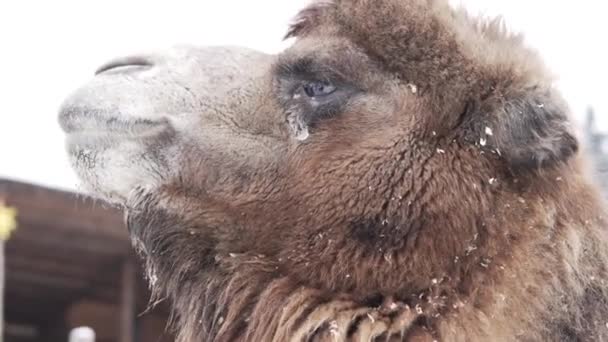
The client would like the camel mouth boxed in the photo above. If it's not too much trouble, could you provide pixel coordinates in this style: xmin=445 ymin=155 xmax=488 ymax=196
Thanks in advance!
xmin=59 ymin=106 xmax=170 ymax=136
xmin=60 ymin=107 xmax=174 ymax=204
xmin=63 ymin=120 xmax=171 ymax=145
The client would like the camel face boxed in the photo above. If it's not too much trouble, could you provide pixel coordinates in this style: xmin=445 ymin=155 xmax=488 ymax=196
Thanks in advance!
xmin=59 ymin=46 xmax=284 ymax=203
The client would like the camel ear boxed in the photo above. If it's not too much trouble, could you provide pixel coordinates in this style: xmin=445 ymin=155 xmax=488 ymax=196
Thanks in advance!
xmin=285 ymin=1 xmax=334 ymax=39
xmin=469 ymin=92 xmax=579 ymax=171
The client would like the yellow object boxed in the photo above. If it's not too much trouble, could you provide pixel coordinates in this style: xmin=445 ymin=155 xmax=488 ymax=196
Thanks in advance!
xmin=0 ymin=202 xmax=17 ymax=241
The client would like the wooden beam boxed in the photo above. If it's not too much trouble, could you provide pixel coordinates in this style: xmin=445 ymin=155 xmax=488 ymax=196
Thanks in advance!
xmin=6 ymin=255 xmax=111 ymax=281
xmin=0 ymin=179 xmax=127 ymax=241
xmin=7 ymin=220 xmax=130 ymax=257
xmin=120 ymin=258 xmax=137 ymax=342
xmin=7 ymin=270 xmax=89 ymax=289
xmin=5 ymin=241 xmax=124 ymax=268
xmin=4 ymin=293 xmax=69 ymax=321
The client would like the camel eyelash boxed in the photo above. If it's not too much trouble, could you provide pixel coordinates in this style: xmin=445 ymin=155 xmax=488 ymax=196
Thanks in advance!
xmin=275 ymin=56 xmax=350 ymax=84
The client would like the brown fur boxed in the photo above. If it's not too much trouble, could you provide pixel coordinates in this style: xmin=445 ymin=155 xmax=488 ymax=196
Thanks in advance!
xmin=125 ymin=1 xmax=608 ymax=341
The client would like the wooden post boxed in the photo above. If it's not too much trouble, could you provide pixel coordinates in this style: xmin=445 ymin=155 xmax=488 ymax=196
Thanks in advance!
xmin=120 ymin=258 xmax=136 ymax=342
xmin=0 ymin=194 xmax=18 ymax=341
xmin=0 ymin=238 xmax=4 ymax=341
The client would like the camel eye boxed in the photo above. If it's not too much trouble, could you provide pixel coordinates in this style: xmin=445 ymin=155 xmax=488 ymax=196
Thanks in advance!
xmin=303 ymin=81 xmax=336 ymax=97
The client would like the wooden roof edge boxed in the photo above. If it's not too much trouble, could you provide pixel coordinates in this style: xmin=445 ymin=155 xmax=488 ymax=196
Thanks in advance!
xmin=0 ymin=177 xmax=92 ymax=203
xmin=0 ymin=178 xmax=129 ymax=240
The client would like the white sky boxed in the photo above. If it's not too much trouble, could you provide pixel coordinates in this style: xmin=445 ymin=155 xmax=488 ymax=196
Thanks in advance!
xmin=0 ymin=1 xmax=607 ymax=191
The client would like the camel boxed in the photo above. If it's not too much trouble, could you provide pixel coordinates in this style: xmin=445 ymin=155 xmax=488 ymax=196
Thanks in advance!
xmin=58 ymin=0 xmax=608 ymax=341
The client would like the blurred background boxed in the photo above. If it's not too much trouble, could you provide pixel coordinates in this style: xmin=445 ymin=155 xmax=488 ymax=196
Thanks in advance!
xmin=0 ymin=1 xmax=606 ymax=341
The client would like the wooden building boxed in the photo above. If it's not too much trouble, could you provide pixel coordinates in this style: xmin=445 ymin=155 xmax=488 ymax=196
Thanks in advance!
xmin=0 ymin=179 xmax=173 ymax=342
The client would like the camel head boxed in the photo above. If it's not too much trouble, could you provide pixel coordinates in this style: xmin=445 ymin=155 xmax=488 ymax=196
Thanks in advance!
xmin=59 ymin=1 xmax=606 ymax=341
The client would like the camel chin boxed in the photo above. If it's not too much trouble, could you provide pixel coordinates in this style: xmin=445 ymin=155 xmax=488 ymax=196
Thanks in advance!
xmin=62 ymin=125 xmax=170 ymax=204
xmin=58 ymin=45 xmax=273 ymax=204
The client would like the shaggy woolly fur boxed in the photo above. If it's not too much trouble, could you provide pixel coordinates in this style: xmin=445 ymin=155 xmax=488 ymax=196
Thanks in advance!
xmin=123 ymin=0 xmax=608 ymax=341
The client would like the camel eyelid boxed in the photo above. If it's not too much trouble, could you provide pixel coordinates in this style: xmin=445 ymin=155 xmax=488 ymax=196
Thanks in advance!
xmin=275 ymin=57 xmax=346 ymax=85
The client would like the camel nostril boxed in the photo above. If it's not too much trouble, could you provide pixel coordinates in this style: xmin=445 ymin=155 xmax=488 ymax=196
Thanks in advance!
xmin=95 ymin=56 xmax=154 ymax=75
